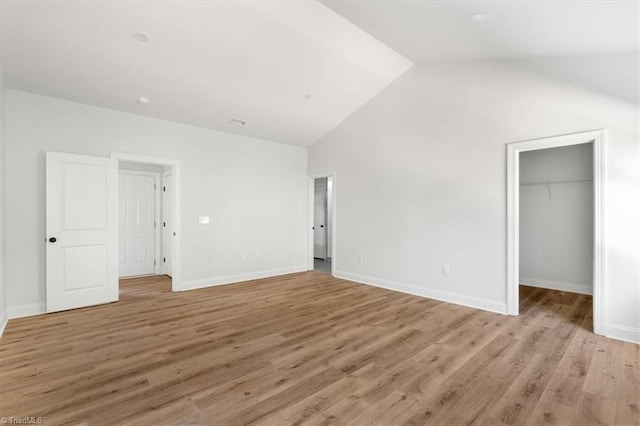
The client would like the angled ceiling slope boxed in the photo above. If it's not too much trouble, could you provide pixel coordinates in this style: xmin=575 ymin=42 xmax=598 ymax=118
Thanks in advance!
xmin=322 ymin=0 xmax=639 ymax=64
xmin=0 ymin=1 xmax=412 ymax=147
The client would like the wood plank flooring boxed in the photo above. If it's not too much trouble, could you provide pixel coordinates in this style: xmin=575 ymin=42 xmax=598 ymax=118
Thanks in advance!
xmin=0 ymin=272 xmax=638 ymax=425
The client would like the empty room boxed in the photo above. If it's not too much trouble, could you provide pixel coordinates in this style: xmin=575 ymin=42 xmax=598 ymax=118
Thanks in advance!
xmin=0 ymin=1 xmax=638 ymax=425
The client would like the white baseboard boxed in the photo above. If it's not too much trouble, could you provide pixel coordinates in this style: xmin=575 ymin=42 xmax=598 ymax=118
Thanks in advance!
xmin=0 ymin=313 xmax=7 ymax=336
xmin=606 ymin=323 xmax=640 ymax=344
xmin=520 ymin=277 xmax=592 ymax=295
xmin=8 ymin=303 xmax=46 ymax=319
xmin=334 ymin=271 xmax=507 ymax=314
xmin=179 ymin=266 xmax=308 ymax=291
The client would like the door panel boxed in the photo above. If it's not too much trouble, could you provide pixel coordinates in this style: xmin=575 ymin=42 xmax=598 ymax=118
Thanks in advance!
xmin=119 ymin=172 xmax=156 ymax=277
xmin=63 ymin=245 xmax=108 ymax=290
xmin=64 ymin=164 xmax=107 ymax=229
xmin=46 ymin=152 xmax=118 ymax=313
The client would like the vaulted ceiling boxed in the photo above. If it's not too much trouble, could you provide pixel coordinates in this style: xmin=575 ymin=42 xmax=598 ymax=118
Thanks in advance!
xmin=0 ymin=1 xmax=411 ymax=147
xmin=1 ymin=1 xmax=636 ymax=147
xmin=321 ymin=0 xmax=638 ymax=63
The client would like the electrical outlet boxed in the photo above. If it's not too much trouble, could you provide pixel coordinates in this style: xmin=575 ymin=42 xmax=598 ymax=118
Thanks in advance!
xmin=441 ymin=264 xmax=450 ymax=275
xmin=357 ymin=254 xmax=364 ymax=263
xmin=198 ymin=216 xmax=210 ymax=224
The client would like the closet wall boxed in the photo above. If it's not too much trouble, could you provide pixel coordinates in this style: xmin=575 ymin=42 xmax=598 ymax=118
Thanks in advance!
xmin=519 ymin=143 xmax=594 ymax=294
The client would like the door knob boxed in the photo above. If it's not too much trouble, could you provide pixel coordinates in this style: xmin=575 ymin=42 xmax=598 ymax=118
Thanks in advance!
xmin=320 ymin=225 xmax=324 ymax=228
xmin=49 ymin=237 xmax=57 ymax=243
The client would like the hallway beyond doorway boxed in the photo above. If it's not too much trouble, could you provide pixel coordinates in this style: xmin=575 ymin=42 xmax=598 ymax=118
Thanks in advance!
xmin=314 ymin=258 xmax=331 ymax=274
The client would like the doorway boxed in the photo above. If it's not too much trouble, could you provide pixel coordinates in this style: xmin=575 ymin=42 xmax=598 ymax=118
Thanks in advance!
xmin=118 ymin=165 xmax=162 ymax=278
xmin=112 ymin=153 xmax=181 ymax=292
xmin=507 ymin=130 xmax=605 ymax=335
xmin=519 ymin=143 xmax=594 ymax=295
xmin=309 ymin=174 xmax=335 ymax=275
xmin=118 ymin=161 xmax=174 ymax=292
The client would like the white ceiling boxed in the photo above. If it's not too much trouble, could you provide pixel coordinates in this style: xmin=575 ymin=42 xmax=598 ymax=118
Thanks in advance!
xmin=2 ymin=1 xmax=636 ymax=148
xmin=321 ymin=0 xmax=639 ymax=63
xmin=0 ymin=1 xmax=412 ymax=147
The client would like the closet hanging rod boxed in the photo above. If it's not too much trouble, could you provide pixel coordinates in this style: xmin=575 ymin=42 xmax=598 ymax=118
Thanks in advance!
xmin=520 ymin=178 xmax=593 ymax=186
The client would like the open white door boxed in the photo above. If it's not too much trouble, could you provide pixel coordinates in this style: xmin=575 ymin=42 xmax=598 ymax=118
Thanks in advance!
xmin=46 ymin=152 xmax=119 ymax=313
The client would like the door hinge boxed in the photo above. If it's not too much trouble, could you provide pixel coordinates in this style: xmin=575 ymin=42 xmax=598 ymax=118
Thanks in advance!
xmin=163 ymin=222 xmax=166 ymax=227
xmin=154 ymin=183 xmax=157 ymax=190
xmin=163 ymin=257 xmax=166 ymax=263
xmin=154 ymin=221 xmax=157 ymax=228
xmin=163 ymin=186 xmax=166 ymax=192
xmin=154 ymin=260 xmax=156 ymax=266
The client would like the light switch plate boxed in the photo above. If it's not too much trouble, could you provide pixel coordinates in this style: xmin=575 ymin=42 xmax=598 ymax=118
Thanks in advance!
xmin=199 ymin=216 xmax=210 ymax=224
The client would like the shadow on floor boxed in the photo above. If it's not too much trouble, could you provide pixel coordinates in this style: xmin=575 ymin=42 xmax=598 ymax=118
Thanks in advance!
xmin=314 ymin=258 xmax=331 ymax=274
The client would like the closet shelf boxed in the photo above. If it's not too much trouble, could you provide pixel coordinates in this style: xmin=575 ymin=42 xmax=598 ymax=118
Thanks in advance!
xmin=520 ymin=178 xmax=593 ymax=186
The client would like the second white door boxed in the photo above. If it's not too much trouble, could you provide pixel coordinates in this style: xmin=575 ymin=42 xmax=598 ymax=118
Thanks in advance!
xmin=119 ymin=172 xmax=156 ymax=277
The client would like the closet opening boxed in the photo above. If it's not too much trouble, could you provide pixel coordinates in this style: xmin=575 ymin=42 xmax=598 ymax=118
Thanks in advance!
xmin=519 ymin=143 xmax=593 ymax=295
xmin=507 ymin=130 xmax=605 ymax=335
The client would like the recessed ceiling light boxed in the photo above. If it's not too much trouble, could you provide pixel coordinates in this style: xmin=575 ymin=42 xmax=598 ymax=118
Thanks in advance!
xmin=470 ymin=13 xmax=490 ymax=22
xmin=134 ymin=32 xmax=149 ymax=42
xmin=229 ymin=118 xmax=246 ymax=127
xmin=136 ymin=96 xmax=149 ymax=105
xmin=302 ymin=94 xmax=312 ymax=100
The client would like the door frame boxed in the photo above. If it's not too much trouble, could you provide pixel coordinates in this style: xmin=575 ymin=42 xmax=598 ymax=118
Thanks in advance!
xmin=118 ymin=169 xmax=162 ymax=276
xmin=506 ymin=129 xmax=605 ymax=335
xmin=308 ymin=172 xmax=336 ymax=275
xmin=111 ymin=153 xmax=182 ymax=292
xmin=161 ymin=170 xmax=173 ymax=277
xmin=313 ymin=177 xmax=329 ymax=260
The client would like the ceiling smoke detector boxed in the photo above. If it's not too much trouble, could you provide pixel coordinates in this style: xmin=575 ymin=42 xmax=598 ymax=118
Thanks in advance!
xmin=134 ymin=32 xmax=149 ymax=42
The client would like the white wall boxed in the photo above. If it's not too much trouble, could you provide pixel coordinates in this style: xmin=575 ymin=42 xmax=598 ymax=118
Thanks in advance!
xmin=309 ymin=54 xmax=640 ymax=342
xmin=0 ymin=66 xmax=7 ymax=334
xmin=519 ymin=143 xmax=593 ymax=294
xmin=5 ymin=89 xmax=308 ymax=316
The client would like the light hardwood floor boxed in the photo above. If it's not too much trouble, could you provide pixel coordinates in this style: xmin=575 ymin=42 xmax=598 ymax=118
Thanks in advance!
xmin=0 ymin=272 xmax=638 ymax=425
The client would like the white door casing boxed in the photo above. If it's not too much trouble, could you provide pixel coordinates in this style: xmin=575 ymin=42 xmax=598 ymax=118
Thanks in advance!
xmin=119 ymin=172 xmax=157 ymax=277
xmin=46 ymin=151 xmax=119 ymax=313
xmin=326 ymin=177 xmax=334 ymax=258
xmin=506 ymin=129 xmax=605 ymax=335
xmin=110 ymin=153 xmax=181 ymax=291
xmin=162 ymin=172 xmax=173 ymax=277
